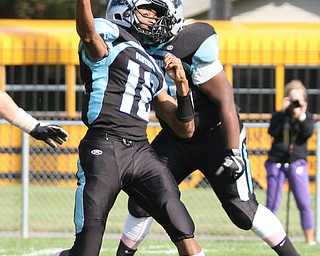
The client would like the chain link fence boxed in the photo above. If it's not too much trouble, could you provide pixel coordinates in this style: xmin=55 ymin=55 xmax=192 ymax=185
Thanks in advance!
xmin=0 ymin=120 xmax=319 ymax=240
xmin=1 ymin=19 xmax=319 ymax=241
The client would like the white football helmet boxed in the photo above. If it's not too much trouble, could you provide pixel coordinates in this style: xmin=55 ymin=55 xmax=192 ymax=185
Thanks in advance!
xmin=161 ymin=0 xmax=184 ymax=36
xmin=106 ymin=0 xmax=172 ymax=45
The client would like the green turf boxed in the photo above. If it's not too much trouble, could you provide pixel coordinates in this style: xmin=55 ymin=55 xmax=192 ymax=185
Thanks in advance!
xmin=0 ymin=185 xmax=313 ymax=237
xmin=0 ymin=184 xmax=318 ymax=255
xmin=0 ymin=237 xmax=318 ymax=256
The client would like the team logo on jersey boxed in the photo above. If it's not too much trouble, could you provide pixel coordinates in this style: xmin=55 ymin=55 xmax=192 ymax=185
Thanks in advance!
xmin=91 ymin=149 xmax=103 ymax=156
xmin=166 ymin=45 xmax=174 ymax=51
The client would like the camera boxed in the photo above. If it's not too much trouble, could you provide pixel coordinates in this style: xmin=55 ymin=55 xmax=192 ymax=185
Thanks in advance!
xmin=290 ymin=98 xmax=301 ymax=109
xmin=285 ymin=98 xmax=301 ymax=118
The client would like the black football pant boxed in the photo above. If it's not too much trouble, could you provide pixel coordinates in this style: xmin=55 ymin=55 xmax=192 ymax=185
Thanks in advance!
xmin=70 ymin=128 xmax=195 ymax=256
xmin=129 ymin=123 xmax=259 ymax=231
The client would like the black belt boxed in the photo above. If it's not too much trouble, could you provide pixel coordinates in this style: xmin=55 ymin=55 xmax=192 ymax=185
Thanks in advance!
xmin=87 ymin=128 xmax=136 ymax=147
xmin=105 ymin=133 xmax=133 ymax=147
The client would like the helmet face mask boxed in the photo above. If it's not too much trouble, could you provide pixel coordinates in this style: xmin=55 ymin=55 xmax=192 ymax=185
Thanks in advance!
xmin=130 ymin=3 xmax=173 ymax=45
xmin=160 ymin=0 xmax=184 ymax=37
xmin=106 ymin=0 xmax=184 ymax=45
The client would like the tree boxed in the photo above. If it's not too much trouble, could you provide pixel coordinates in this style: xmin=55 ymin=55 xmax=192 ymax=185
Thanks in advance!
xmin=0 ymin=0 xmax=107 ymax=19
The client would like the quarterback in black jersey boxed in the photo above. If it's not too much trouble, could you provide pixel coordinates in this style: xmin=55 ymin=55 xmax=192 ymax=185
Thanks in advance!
xmin=115 ymin=1 xmax=301 ymax=256
xmin=55 ymin=0 xmax=205 ymax=256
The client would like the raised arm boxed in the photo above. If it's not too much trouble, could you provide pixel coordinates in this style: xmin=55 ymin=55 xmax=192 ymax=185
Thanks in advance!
xmin=76 ymin=0 xmax=108 ymax=61
xmin=153 ymin=53 xmax=194 ymax=139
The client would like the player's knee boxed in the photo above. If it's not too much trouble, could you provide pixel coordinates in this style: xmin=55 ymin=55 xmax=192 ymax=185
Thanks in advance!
xmin=164 ymin=200 xmax=195 ymax=242
xmin=222 ymin=197 xmax=259 ymax=230
xmin=122 ymin=214 xmax=153 ymax=243
xmin=251 ymin=204 xmax=286 ymax=241
xmin=128 ymin=198 xmax=151 ymax=218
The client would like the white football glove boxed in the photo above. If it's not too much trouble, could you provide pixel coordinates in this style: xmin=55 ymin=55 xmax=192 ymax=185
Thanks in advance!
xmin=216 ymin=149 xmax=245 ymax=180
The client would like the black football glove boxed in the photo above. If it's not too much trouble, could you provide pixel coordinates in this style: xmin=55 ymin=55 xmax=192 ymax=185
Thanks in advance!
xmin=216 ymin=149 xmax=245 ymax=180
xmin=30 ymin=123 xmax=69 ymax=148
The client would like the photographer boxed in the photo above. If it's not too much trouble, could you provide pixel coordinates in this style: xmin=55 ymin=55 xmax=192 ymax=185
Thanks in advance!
xmin=265 ymin=80 xmax=316 ymax=245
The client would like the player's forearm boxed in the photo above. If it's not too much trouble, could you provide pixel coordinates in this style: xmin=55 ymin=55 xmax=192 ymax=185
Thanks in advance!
xmin=153 ymin=93 xmax=194 ymax=139
xmin=0 ymin=91 xmax=20 ymax=123
xmin=220 ymin=106 xmax=240 ymax=149
xmin=0 ymin=91 xmax=39 ymax=133
xmin=76 ymin=0 xmax=96 ymax=42
xmin=175 ymin=78 xmax=189 ymax=96
xmin=173 ymin=119 xmax=195 ymax=139
xmin=155 ymin=106 xmax=195 ymax=139
xmin=174 ymin=90 xmax=195 ymax=138
xmin=76 ymin=0 xmax=108 ymax=61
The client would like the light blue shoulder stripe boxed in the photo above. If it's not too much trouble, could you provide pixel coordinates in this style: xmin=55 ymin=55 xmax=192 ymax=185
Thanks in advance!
xmin=95 ymin=18 xmax=119 ymax=42
xmin=192 ymin=34 xmax=220 ymax=67
xmin=79 ymin=48 xmax=110 ymax=124
xmin=78 ymin=19 xmax=121 ymax=124
xmin=236 ymin=124 xmax=254 ymax=201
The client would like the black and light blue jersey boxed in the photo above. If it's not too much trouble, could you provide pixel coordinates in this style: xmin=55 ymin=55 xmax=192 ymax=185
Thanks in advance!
xmin=79 ymin=18 xmax=166 ymax=141
xmin=145 ymin=22 xmax=223 ymax=137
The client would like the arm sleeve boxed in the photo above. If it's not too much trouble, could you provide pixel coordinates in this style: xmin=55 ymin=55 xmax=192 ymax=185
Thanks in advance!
xmin=297 ymin=112 xmax=315 ymax=138
xmin=191 ymin=34 xmax=222 ymax=86
xmin=268 ymin=112 xmax=285 ymax=137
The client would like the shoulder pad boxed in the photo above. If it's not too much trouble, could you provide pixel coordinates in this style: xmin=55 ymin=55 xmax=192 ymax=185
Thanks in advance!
xmin=163 ymin=22 xmax=216 ymax=59
xmin=94 ymin=18 xmax=120 ymax=42
xmin=93 ymin=18 xmax=142 ymax=47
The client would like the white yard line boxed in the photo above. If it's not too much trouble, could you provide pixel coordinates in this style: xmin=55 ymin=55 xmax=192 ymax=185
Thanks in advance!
xmin=2 ymin=249 xmax=61 ymax=256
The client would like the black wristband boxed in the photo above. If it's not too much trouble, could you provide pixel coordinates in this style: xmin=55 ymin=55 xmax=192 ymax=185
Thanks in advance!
xmin=176 ymin=90 xmax=195 ymax=122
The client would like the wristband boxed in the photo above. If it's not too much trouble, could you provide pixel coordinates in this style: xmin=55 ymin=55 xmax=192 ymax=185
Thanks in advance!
xmin=176 ymin=90 xmax=194 ymax=122
xmin=11 ymin=108 xmax=39 ymax=134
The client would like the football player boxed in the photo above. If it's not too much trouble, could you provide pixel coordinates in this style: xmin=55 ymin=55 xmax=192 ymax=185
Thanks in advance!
xmin=54 ymin=0 xmax=205 ymax=255
xmin=110 ymin=1 xmax=301 ymax=256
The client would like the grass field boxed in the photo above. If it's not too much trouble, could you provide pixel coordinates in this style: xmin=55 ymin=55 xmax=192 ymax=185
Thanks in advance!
xmin=0 ymin=184 xmax=318 ymax=255
xmin=0 ymin=185 xmax=314 ymax=236
xmin=0 ymin=236 xmax=319 ymax=255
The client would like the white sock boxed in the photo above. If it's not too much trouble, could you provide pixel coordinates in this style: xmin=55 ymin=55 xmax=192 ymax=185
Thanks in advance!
xmin=121 ymin=213 xmax=153 ymax=249
xmin=192 ymin=249 xmax=205 ymax=256
xmin=251 ymin=204 xmax=286 ymax=247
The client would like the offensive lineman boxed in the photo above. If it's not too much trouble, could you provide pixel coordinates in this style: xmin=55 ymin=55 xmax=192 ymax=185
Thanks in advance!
xmin=54 ymin=0 xmax=205 ymax=255
xmin=109 ymin=1 xmax=302 ymax=255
